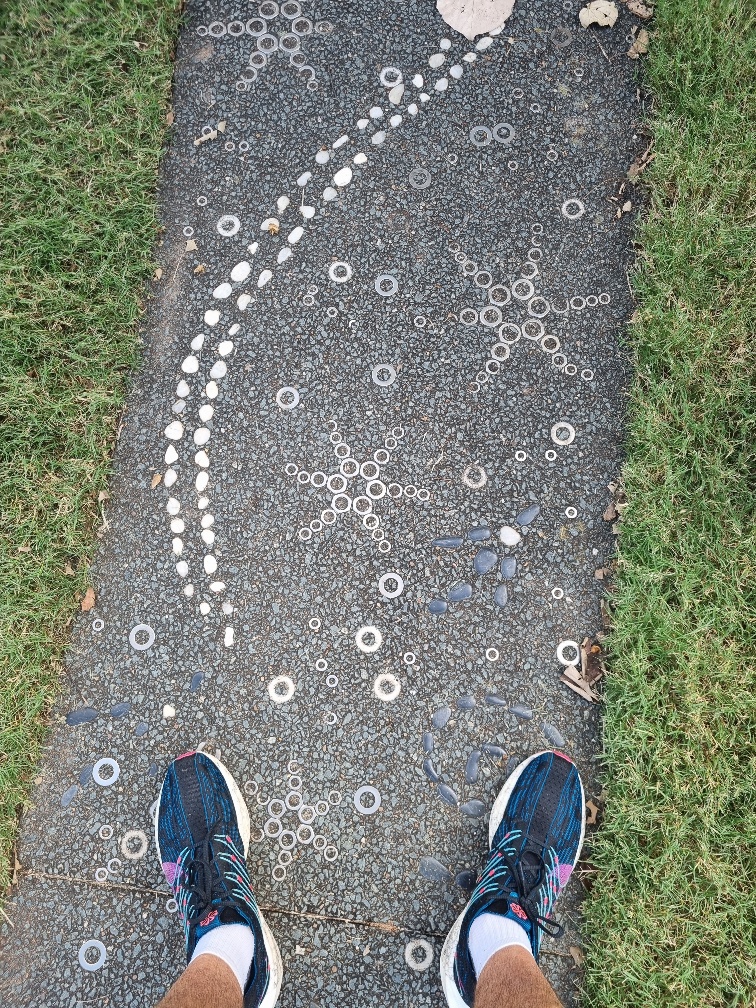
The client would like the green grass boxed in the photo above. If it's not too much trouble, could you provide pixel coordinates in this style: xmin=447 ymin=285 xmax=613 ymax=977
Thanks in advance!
xmin=0 ymin=0 xmax=180 ymax=887
xmin=583 ymin=1 xmax=756 ymax=1005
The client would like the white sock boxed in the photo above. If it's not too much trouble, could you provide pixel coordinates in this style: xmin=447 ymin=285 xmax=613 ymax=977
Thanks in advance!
xmin=468 ymin=912 xmax=533 ymax=977
xmin=190 ymin=923 xmax=255 ymax=993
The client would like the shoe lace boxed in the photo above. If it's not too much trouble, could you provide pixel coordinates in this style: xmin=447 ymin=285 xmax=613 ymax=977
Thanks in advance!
xmin=180 ymin=822 xmax=241 ymax=934
xmin=498 ymin=847 xmax=563 ymax=939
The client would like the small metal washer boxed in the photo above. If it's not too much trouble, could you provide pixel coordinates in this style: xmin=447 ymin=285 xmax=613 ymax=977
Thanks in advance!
xmin=378 ymin=572 xmax=404 ymax=599
xmin=374 ymin=274 xmax=398 ymax=297
xmin=120 ymin=829 xmax=149 ymax=861
xmin=371 ymin=363 xmax=397 ymax=387
xmin=129 ymin=623 xmax=155 ymax=651
xmin=276 ymin=386 xmax=300 ymax=410
xmin=92 ymin=758 xmax=120 ymax=787
xmin=408 ymin=167 xmax=432 ymax=189
xmin=404 ymin=938 xmax=434 ymax=972
xmin=556 ymin=640 xmax=581 ymax=666
xmin=373 ymin=673 xmax=401 ymax=701
xmin=353 ymin=785 xmax=382 ymax=815
xmin=469 ymin=125 xmax=492 ymax=147
xmin=78 ymin=939 xmax=107 ymax=973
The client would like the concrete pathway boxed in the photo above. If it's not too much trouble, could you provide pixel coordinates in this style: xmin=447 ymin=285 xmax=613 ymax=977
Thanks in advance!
xmin=0 ymin=0 xmax=644 ymax=1003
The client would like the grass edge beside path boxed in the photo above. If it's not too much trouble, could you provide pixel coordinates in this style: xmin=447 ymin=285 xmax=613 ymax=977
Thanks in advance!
xmin=0 ymin=0 xmax=180 ymax=889
xmin=584 ymin=1 xmax=756 ymax=1006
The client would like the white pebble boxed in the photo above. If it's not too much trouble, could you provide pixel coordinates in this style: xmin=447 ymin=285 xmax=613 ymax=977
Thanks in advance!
xmin=228 ymin=324 xmax=240 ymax=336
xmin=230 ymin=261 xmax=251 ymax=282
xmin=300 ymin=205 xmax=315 ymax=219
xmin=191 ymin=334 xmax=204 ymax=351
xmin=412 ymin=73 xmax=424 ymax=87
xmin=288 ymin=226 xmax=304 ymax=244
xmin=258 ymin=269 xmax=273 ymax=288
xmin=171 ymin=400 xmax=185 ymax=414
xmin=204 ymin=554 xmax=218 ymax=575
xmin=175 ymin=560 xmax=188 ymax=577
xmin=315 ymin=150 xmax=330 ymax=165
xmin=333 ymin=134 xmax=349 ymax=148
xmin=222 ymin=602 xmax=233 ymax=615
xmin=322 ymin=187 xmax=338 ymax=201
xmin=201 ymin=528 xmax=215 ymax=545
xmin=204 ymin=309 xmax=220 ymax=327
xmin=277 ymin=195 xmax=290 ymax=211
xmin=165 ymin=420 xmax=184 ymax=440
xmin=407 ymin=103 xmax=418 ymax=116
xmin=247 ymin=241 xmax=259 ymax=255
xmin=195 ymin=471 xmax=209 ymax=492
xmin=210 ymin=581 xmax=226 ymax=593
xmin=476 ymin=36 xmax=494 ymax=50
xmin=420 ymin=93 xmax=430 ymax=102
xmin=210 ymin=360 xmax=227 ymax=380
xmin=201 ymin=514 xmax=214 ymax=528
xmin=390 ymin=114 xmax=402 ymax=128
xmin=164 ymin=469 xmax=177 ymax=488
xmin=440 ymin=38 xmax=452 ymax=50
xmin=165 ymin=445 xmax=178 ymax=464
xmin=371 ymin=131 xmax=386 ymax=145
xmin=197 ymin=496 xmax=209 ymax=509
xmin=353 ymin=152 xmax=368 ymax=165
xmin=356 ymin=118 xmax=369 ymax=130
xmin=195 ymin=450 xmax=209 ymax=468
xmin=499 ymin=525 xmax=522 ymax=546
xmin=181 ymin=355 xmax=199 ymax=374
xmin=172 ymin=537 xmax=183 ymax=555
xmin=277 ymin=247 xmax=292 ymax=264
xmin=463 ymin=52 xmax=477 ymax=62
xmin=435 ymin=78 xmax=449 ymax=92
xmin=163 ymin=705 xmax=176 ymax=719
xmin=224 ymin=627 xmax=235 ymax=648
xmin=218 ymin=340 xmax=233 ymax=356
xmin=388 ymin=83 xmax=405 ymax=105
xmin=193 ymin=427 xmax=211 ymax=446
xmin=450 ymin=64 xmax=463 ymax=79
xmin=297 ymin=171 xmax=312 ymax=186
xmin=333 ymin=166 xmax=353 ymax=187
xmin=198 ymin=404 xmax=214 ymax=422
xmin=369 ymin=106 xmax=383 ymax=119
xmin=213 ymin=283 xmax=232 ymax=299
xmin=183 ymin=584 xmax=194 ymax=598
xmin=167 ymin=498 xmax=180 ymax=516
xmin=205 ymin=381 xmax=218 ymax=399
xmin=176 ymin=380 xmax=190 ymax=398
xmin=170 ymin=518 xmax=184 ymax=533
xmin=260 ymin=217 xmax=278 ymax=232
xmin=429 ymin=53 xmax=445 ymax=68
xmin=237 ymin=294 xmax=252 ymax=310
xmin=199 ymin=602 xmax=211 ymax=615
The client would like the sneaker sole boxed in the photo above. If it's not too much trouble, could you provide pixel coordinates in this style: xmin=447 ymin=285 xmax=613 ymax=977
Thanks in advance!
xmin=155 ymin=751 xmax=284 ymax=1008
xmin=439 ymin=750 xmax=585 ymax=1008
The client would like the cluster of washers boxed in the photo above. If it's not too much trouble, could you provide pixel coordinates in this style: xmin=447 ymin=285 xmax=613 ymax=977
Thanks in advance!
xmin=284 ymin=420 xmax=431 ymax=552
xmin=194 ymin=3 xmax=333 ymax=93
xmin=468 ymin=122 xmax=516 ymax=148
xmin=92 ymin=824 xmax=150 ymax=885
xmin=448 ymin=234 xmax=604 ymax=390
xmin=246 ymin=762 xmax=340 ymax=880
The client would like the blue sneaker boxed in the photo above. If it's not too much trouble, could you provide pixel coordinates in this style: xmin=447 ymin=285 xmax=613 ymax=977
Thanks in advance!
xmin=440 ymin=750 xmax=585 ymax=1007
xmin=155 ymin=751 xmax=283 ymax=1007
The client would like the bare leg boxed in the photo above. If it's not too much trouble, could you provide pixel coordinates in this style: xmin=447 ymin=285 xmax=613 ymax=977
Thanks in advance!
xmin=156 ymin=954 xmax=243 ymax=1008
xmin=474 ymin=946 xmax=562 ymax=1008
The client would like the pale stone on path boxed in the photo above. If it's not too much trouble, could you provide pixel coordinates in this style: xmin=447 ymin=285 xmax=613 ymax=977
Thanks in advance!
xmin=437 ymin=0 xmax=515 ymax=41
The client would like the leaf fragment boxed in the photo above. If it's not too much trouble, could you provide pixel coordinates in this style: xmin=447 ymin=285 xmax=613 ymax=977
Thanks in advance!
xmin=81 ymin=588 xmax=96 ymax=612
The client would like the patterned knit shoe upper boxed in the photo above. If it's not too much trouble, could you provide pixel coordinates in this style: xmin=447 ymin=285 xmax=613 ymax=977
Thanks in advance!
xmin=450 ymin=751 xmax=584 ymax=1006
xmin=157 ymin=751 xmax=274 ymax=1007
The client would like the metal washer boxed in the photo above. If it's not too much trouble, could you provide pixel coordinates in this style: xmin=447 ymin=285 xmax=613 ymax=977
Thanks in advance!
xmin=353 ymin=785 xmax=382 ymax=815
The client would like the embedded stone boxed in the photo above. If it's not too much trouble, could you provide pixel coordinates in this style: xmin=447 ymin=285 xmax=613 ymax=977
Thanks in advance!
xmin=515 ymin=503 xmax=541 ymax=526
xmin=474 ymin=547 xmax=498 ymax=575
xmin=543 ymin=722 xmax=566 ymax=747
xmin=423 ymin=758 xmax=440 ymax=782
xmin=422 ymin=732 xmax=434 ymax=754
xmin=467 ymin=526 xmax=491 ymax=541
xmin=437 ymin=783 xmax=459 ymax=806
xmin=432 ymin=536 xmax=463 ymax=549
xmin=65 ymin=708 xmax=99 ymax=726
xmin=464 ymin=750 xmax=481 ymax=783
xmin=428 ymin=598 xmax=448 ymax=614
xmin=419 ymin=856 xmax=451 ymax=882
xmin=448 ymin=583 xmax=473 ymax=603
xmin=460 ymin=800 xmax=486 ymax=818
xmin=432 ymin=706 xmax=451 ymax=729
xmin=457 ymin=695 xmax=476 ymax=710
xmin=510 ymin=703 xmax=534 ymax=720
xmin=493 ymin=584 xmax=509 ymax=608
xmin=500 ymin=556 xmax=517 ymax=578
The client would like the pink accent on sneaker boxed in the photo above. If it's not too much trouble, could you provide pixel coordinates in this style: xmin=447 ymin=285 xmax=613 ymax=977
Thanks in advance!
xmin=162 ymin=861 xmax=179 ymax=885
xmin=556 ymin=863 xmax=574 ymax=886
xmin=177 ymin=750 xmax=196 ymax=760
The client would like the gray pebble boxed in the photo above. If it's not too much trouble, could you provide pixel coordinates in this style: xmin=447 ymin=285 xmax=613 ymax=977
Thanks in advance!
xmin=482 ymin=743 xmax=505 ymax=758
xmin=432 ymin=536 xmax=463 ymax=549
xmin=61 ymin=785 xmax=78 ymax=808
xmin=190 ymin=672 xmax=204 ymax=692
xmin=109 ymin=701 xmax=131 ymax=718
xmin=509 ymin=704 xmax=533 ymax=720
xmin=485 ymin=694 xmax=508 ymax=707
xmin=473 ymin=547 xmax=498 ymax=575
xmin=422 ymin=732 xmax=434 ymax=754
xmin=457 ymin=695 xmax=476 ymax=710
xmin=464 ymin=750 xmax=481 ymax=783
xmin=499 ymin=556 xmax=517 ymax=578
xmin=423 ymin=758 xmax=440 ymax=783
xmin=493 ymin=584 xmax=509 ymax=608
xmin=428 ymin=598 xmax=448 ymax=614
xmin=448 ymin=583 xmax=472 ymax=603
xmin=419 ymin=856 xmax=451 ymax=882
xmin=134 ymin=722 xmax=149 ymax=737
xmin=78 ymin=765 xmax=94 ymax=787
xmin=437 ymin=783 xmax=459 ymax=806
xmin=460 ymin=799 xmax=486 ymax=818
xmin=65 ymin=708 xmax=99 ymax=726
xmin=455 ymin=869 xmax=477 ymax=891
xmin=466 ymin=526 xmax=491 ymax=542
xmin=543 ymin=722 xmax=566 ymax=747
xmin=432 ymin=706 xmax=451 ymax=729
xmin=515 ymin=503 xmax=541 ymax=526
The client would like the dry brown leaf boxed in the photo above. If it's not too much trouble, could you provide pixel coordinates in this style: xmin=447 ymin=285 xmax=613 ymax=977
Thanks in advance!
xmin=166 ymin=109 xmax=175 ymax=126
xmin=150 ymin=473 xmax=162 ymax=489
xmin=64 ymin=562 xmax=76 ymax=575
xmin=625 ymin=0 xmax=654 ymax=17
xmin=594 ymin=567 xmax=605 ymax=580
xmin=153 ymin=267 xmax=163 ymax=280
xmin=81 ymin=588 xmax=96 ymax=612
xmin=568 ymin=945 xmax=585 ymax=966
xmin=628 ymin=27 xmax=650 ymax=57
xmin=586 ymin=799 xmax=599 ymax=825
xmin=193 ymin=263 xmax=206 ymax=274
xmin=186 ymin=239 xmax=198 ymax=251
xmin=267 ymin=220 xmax=280 ymax=235
xmin=622 ymin=200 xmax=632 ymax=212
xmin=17 ymin=545 xmax=30 ymax=553
xmin=97 ymin=490 xmax=110 ymax=503
xmin=579 ymin=0 xmax=619 ymax=27
xmin=603 ymin=500 xmax=618 ymax=521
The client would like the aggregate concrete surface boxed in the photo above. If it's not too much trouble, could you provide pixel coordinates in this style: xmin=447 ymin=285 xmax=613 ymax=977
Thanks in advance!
xmin=0 ymin=0 xmax=646 ymax=1004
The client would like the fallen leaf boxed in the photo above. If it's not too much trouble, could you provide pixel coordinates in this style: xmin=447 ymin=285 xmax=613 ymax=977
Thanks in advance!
xmin=166 ymin=109 xmax=175 ymax=126
xmin=622 ymin=199 xmax=632 ymax=212
xmin=628 ymin=27 xmax=650 ymax=57
xmin=17 ymin=545 xmax=30 ymax=553
xmin=193 ymin=129 xmax=217 ymax=147
xmin=153 ymin=267 xmax=163 ymax=280
xmin=295 ymin=945 xmax=306 ymax=955
xmin=64 ymin=562 xmax=76 ymax=575
xmin=186 ymin=239 xmax=198 ymax=251
xmin=581 ymin=637 xmax=604 ymax=685
xmin=97 ymin=490 xmax=109 ymax=503
xmin=193 ymin=263 xmax=206 ymax=274
xmin=579 ymin=0 xmax=619 ymax=27
xmin=594 ymin=567 xmax=605 ymax=580
xmin=569 ymin=945 xmax=585 ymax=966
xmin=625 ymin=0 xmax=654 ymax=17
xmin=267 ymin=220 xmax=280 ymax=235
xmin=217 ymin=120 xmax=226 ymax=133
xmin=81 ymin=588 xmax=96 ymax=612
xmin=586 ymin=799 xmax=599 ymax=825
xmin=150 ymin=473 xmax=162 ymax=489
xmin=561 ymin=663 xmax=600 ymax=702
xmin=436 ymin=0 xmax=515 ymax=40
xmin=603 ymin=501 xmax=618 ymax=521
